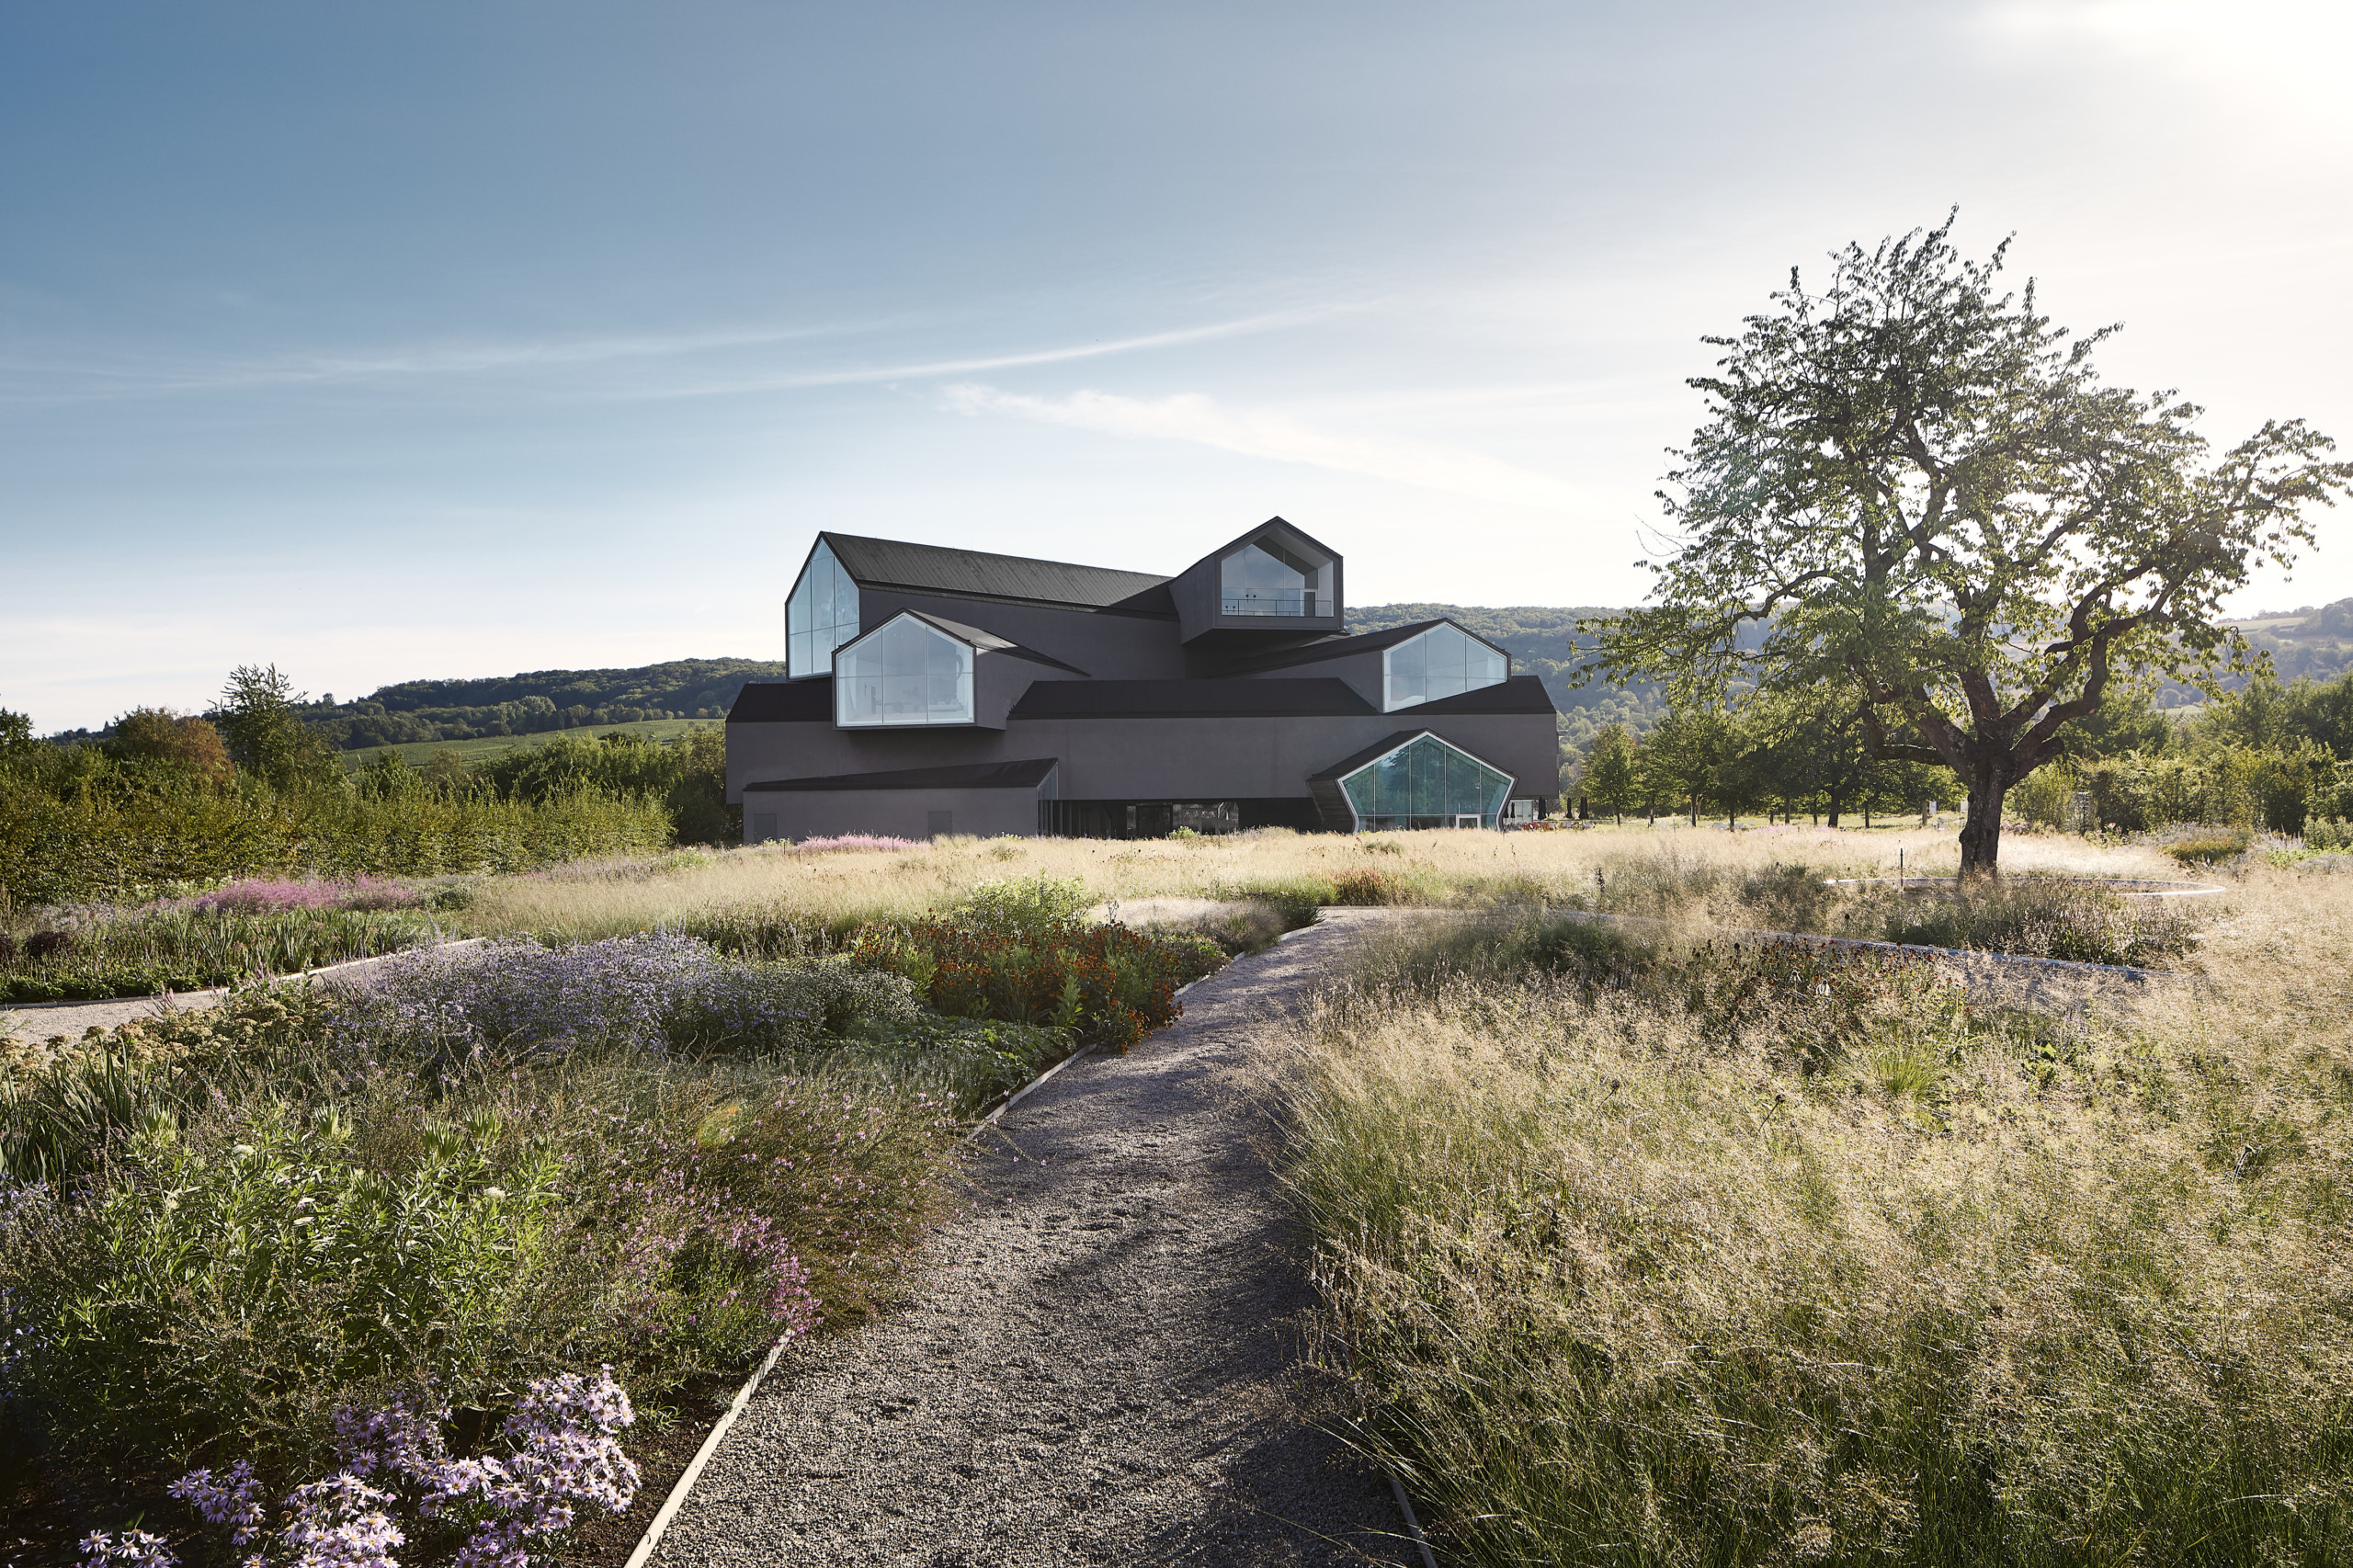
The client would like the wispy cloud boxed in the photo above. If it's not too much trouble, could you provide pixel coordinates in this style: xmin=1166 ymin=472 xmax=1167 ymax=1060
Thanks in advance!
xmin=0 ymin=306 xmax=1339 ymax=406
xmin=942 ymin=383 xmax=1583 ymax=511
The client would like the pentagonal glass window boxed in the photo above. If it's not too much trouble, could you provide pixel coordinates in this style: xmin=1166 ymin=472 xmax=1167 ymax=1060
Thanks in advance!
xmin=1220 ymin=537 xmax=1325 ymax=618
xmin=835 ymin=614 xmax=975 ymax=726
xmin=788 ymin=540 xmax=860 ymax=678
xmin=1382 ymin=622 xmax=1507 ymax=710
xmin=1338 ymin=733 xmax=1513 ymax=830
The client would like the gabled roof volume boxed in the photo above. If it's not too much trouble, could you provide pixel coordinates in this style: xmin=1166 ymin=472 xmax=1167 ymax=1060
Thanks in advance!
xmin=821 ymin=532 xmax=1173 ymax=612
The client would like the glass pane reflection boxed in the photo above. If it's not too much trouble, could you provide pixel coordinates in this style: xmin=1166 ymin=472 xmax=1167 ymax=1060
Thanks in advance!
xmin=1220 ymin=540 xmax=1324 ymax=617
xmin=788 ymin=541 xmax=860 ymax=676
xmin=1383 ymin=623 xmax=1507 ymax=710
xmin=835 ymin=616 xmax=975 ymax=726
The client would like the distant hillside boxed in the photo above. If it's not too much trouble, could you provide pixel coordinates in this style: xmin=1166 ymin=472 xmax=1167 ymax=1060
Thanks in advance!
xmin=307 ymin=658 xmax=787 ymax=750
xmin=2190 ymin=597 xmax=2353 ymax=704
xmin=290 ymin=595 xmax=2353 ymax=755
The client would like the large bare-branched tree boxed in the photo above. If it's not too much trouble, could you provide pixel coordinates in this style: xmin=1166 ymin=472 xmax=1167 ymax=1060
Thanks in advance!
xmin=1586 ymin=215 xmax=2352 ymax=873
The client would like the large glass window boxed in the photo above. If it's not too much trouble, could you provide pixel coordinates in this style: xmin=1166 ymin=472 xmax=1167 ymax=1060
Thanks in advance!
xmin=1220 ymin=538 xmax=1324 ymax=617
xmin=1338 ymin=733 xmax=1513 ymax=830
xmin=787 ymin=540 xmax=860 ymax=677
xmin=835 ymin=614 xmax=974 ymax=726
xmin=1383 ymin=622 xmax=1507 ymax=710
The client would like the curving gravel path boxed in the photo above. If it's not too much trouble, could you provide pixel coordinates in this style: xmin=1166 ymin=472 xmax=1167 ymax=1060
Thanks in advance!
xmin=650 ymin=909 xmax=1415 ymax=1567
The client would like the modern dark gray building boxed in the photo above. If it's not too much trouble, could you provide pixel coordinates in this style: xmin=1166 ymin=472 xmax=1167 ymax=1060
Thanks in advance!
xmin=726 ymin=518 xmax=1560 ymax=840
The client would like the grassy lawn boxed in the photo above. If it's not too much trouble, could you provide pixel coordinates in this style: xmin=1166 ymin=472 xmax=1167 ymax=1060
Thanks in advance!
xmin=338 ymin=716 xmax=720 ymax=769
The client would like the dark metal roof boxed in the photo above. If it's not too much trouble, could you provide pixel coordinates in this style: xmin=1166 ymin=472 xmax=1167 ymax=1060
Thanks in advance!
xmin=1008 ymin=678 xmax=1380 ymax=720
xmin=744 ymin=757 xmax=1061 ymax=793
xmin=1406 ymin=675 xmax=1558 ymax=716
xmin=726 ymin=680 xmax=833 ymax=722
xmin=897 ymin=610 xmax=1089 ymax=675
xmin=822 ymin=532 xmax=1173 ymax=612
xmin=1214 ymin=619 xmax=1453 ymax=674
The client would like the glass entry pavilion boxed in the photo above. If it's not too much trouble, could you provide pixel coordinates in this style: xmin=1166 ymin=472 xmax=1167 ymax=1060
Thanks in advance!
xmin=1312 ymin=732 xmax=1518 ymax=831
xmin=730 ymin=518 xmax=1561 ymax=842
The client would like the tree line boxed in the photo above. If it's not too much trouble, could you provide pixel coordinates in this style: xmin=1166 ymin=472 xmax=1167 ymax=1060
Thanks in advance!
xmin=0 ymin=666 xmax=735 ymax=906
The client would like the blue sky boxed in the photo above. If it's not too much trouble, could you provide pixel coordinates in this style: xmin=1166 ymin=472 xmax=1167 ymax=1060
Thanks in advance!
xmin=5 ymin=1 xmax=2349 ymax=731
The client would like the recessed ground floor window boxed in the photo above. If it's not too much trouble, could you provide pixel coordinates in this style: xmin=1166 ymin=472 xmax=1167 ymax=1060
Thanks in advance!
xmin=1038 ymin=800 xmax=1260 ymax=839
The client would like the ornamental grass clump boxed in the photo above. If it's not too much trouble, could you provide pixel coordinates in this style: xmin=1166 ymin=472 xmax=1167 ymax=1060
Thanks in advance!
xmin=1860 ymin=879 xmax=2200 ymax=967
xmin=1279 ymin=899 xmax=2353 ymax=1567
xmin=185 ymin=876 xmax=429 ymax=915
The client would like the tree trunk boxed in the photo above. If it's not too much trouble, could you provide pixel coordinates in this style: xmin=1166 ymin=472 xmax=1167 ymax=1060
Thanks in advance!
xmin=1960 ymin=774 xmax=2006 ymax=876
xmin=1825 ymin=793 xmax=1842 ymax=828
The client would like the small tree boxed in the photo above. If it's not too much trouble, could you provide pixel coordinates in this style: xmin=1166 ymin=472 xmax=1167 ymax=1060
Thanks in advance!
xmin=212 ymin=665 xmax=339 ymax=792
xmin=1640 ymin=700 xmax=1735 ymax=826
xmin=1587 ymin=216 xmax=2353 ymax=873
xmin=108 ymin=707 xmax=234 ymax=786
xmin=1585 ymin=724 xmax=1638 ymax=823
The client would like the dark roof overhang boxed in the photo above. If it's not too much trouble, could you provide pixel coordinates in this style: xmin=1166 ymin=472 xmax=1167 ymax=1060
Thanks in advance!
xmin=727 ymin=679 xmax=834 ymax=722
xmin=743 ymin=757 xmax=1061 ymax=793
xmin=1007 ymin=677 xmax=1379 ymax=720
xmin=1405 ymin=674 xmax=1558 ymax=716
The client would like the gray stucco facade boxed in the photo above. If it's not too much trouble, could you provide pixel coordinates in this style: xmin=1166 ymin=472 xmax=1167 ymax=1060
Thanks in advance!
xmin=730 ymin=519 xmax=1561 ymax=841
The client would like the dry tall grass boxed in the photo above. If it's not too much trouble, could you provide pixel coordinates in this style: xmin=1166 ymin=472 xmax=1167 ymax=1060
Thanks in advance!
xmin=460 ymin=823 xmax=2129 ymax=942
xmin=1277 ymin=847 xmax=2353 ymax=1566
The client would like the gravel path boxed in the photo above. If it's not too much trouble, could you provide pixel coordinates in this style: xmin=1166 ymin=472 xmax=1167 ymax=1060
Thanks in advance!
xmin=652 ymin=909 xmax=1415 ymax=1567
xmin=2 ymin=941 xmax=485 ymax=1051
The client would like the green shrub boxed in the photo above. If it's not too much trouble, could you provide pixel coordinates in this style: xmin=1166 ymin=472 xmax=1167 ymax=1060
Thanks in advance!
xmin=815 ymin=1013 xmax=1073 ymax=1115
xmin=952 ymin=875 xmax=1097 ymax=936
xmin=4 ymin=1101 xmax=597 ymax=1473
xmin=0 ymin=782 xmax=670 ymax=908
xmin=0 ymin=1033 xmax=959 ymax=1483
xmin=2164 ymin=830 xmax=2252 ymax=865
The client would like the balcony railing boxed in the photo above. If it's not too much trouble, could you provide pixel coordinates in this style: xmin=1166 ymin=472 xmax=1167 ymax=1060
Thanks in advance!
xmin=1221 ymin=591 xmax=1318 ymax=617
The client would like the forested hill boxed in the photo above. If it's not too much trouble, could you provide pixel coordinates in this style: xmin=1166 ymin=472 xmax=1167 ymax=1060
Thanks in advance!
xmin=305 ymin=658 xmax=787 ymax=750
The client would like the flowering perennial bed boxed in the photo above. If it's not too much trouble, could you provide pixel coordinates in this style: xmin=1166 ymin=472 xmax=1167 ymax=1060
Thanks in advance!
xmin=0 ymin=883 xmax=1233 ymax=1566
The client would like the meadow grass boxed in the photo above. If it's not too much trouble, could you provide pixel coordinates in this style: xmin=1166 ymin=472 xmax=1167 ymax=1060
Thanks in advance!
xmin=458 ymin=822 xmax=2162 ymax=946
xmin=1274 ymin=842 xmax=2353 ymax=1567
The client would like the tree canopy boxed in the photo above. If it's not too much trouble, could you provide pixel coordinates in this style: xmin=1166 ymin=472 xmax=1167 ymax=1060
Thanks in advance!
xmin=1587 ymin=215 xmax=2353 ymax=871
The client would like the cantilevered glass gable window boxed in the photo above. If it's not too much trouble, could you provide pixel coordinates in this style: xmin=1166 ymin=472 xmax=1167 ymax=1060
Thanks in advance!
xmin=834 ymin=613 xmax=975 ymax=727
xmin=1383 ymin=622 xmax=1507 ymax=710
xmin=787 ymin=540 xmax=860 ymax=677
xmin=1221 ymin=538 xmax=1324 ymax=617
xmin=1338 ymin=733 xmax=1513 ymax=830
